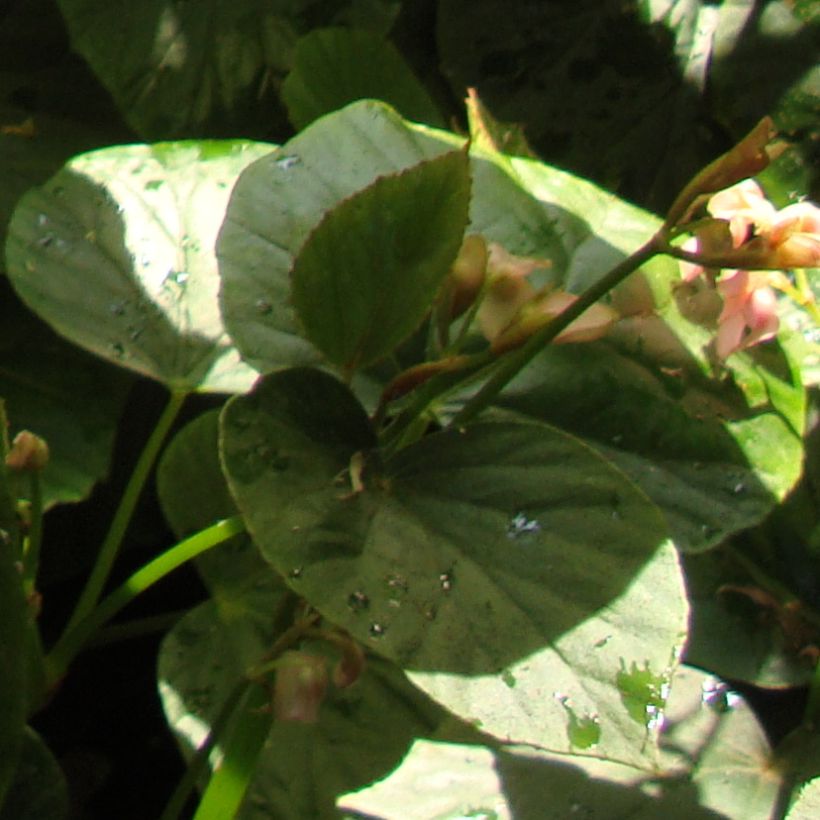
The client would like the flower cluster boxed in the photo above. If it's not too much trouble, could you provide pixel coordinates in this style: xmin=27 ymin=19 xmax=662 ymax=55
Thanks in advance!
xmin=679 ymin=180 xmax=820 ymax=359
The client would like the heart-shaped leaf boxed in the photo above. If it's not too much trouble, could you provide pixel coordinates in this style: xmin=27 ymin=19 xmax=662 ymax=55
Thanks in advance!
xmin=291 ymin=149 xmax=470 ymax=371
xmin=282 ymin=27 xmax=444 ymax=130
xmin=218 ymin=101 xmax=482 ymax=373
xmin=220 ymin=367 xmax=686 ymax=766
xmin=5 ymin=141 xmax=273 ymax=393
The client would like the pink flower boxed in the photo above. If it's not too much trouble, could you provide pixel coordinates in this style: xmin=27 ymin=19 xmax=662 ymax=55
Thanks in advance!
xmin=715 ymin=270 xmax=779 ymax=359
xmin=707 ymin=179 xmax=776 ymax=246
xmin=764 ymin=201 xmax=820 ymax=269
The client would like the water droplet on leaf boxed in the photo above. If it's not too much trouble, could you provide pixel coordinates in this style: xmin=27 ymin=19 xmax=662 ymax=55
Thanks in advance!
xmin=347 ymin=591 xmax=370 ymax=612
xmin=368 ymin=622 xmax=386 ymax=638
xmin=275 ymin=154 xmax=301 ymax=171
xmin=507 ymin=512 xmax=541 ymax=539
xmin=254 ymin=298 xmax=272 ymax=316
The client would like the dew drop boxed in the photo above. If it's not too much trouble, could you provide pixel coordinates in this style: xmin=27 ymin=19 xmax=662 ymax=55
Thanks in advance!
xmin=36 ymin=213 xmax=48 ymax=227
xmin=385 ymin=573 xmax=408 ymax=593
xmin=439 ymin=570 xmax=454 ymax=592
xmin=37 ymin=234 xmax=54 ymax=248
xmin=275 ymin=154 xmax=301 ymax=171
xmin=347 ymin=590 xmax=370 ymax=612
xmin=732 ymin=482 xmax=745 ymax=494
xmin=288 ymin=566 xmax=303 ymax=580
xmin=254 ymin=298 xmax=273 ymax=316
xmin=368 ymin=621 xmax=386 ymax=638
xmin=109 ymin=301 xmax=127 ymax=317
xmin=507 ymin=512 xmax=541 ymax=539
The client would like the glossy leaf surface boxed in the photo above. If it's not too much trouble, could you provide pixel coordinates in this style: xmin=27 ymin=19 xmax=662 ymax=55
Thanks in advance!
xmin=6 ymin=141 xmax=272 ymax=392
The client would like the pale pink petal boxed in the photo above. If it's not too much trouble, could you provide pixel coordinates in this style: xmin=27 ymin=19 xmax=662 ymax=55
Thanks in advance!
xmin=716 ymin=311 xmax=747 ymax=359
xmin=769 ymin=201 xmax=820 ymax=242
xmin=679 ymin=236 xmax=705 ymax=281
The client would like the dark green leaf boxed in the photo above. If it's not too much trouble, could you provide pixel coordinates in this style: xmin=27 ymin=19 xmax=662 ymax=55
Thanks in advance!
xmin=221 ymin=368 xmax=686 ymax=766
xmin=291 ymin=149 xmax=470 ymax=370
xmin=0 ymin=728 xmax=68 ymax=820
xmin=56 ymin=0 xmax=401 ymax=140
xmin=6 ymin=141 xmax=272 ymax=392
xmin=157 ymin=408 xmax=269 ymax=597
xmin=0 ymin=451 xmax=25 ymax=805
xmin=282 ymin=27 xmax=444 ymax=130
xmin=0 ymin=282 xmax=132 ymax=507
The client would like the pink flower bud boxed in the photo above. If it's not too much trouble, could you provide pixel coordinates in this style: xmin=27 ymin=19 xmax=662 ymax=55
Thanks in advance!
xmin=273 ymin=652 xmax=328 ymax=724
xmin=5 ymin=431 xmax=49 ymax=473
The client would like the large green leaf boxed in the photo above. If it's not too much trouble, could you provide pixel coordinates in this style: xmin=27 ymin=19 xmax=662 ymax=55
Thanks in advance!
xmin=221 ymin=100 xmax=802 ymax=544
xmin=282 ymin=27 xmax=444 ymax=131
xmin=0 ymin=283 xmax=132 ymax=507
xmin=492 ymin=153 xmax=805 ymax=552
xmin=339 ymin=666 xmax=780 ymax=819
xmin=5 ymin=141 xmax=272 ymax=393
xmin=217 ymin=101 xmax=484 ymax=373
xmin=56 ymin=0 xmax=401 ymax=140
xmin=158 ymin=579 xmax=443 ymax=818
xmin=291 ymin=149 xmax=470 ymax=371
xmin=220 ymin=367 xmax=686 ymax=767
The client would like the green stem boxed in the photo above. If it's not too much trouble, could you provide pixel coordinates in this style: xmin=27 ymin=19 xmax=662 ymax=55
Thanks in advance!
xmin=45 ymin=515 xmax=245 ymax=687
xmin=378 ymin=352 xmax=495 ymax=455
xmin=159 ymin=676 xmax=255 ymax=820
xmin=450 ymin=236 xmax=661 ymax=428
xmin=192 ymin=683 xmax=272 ymax=820
xmin=59 ymin=389 xmax=188 ymax=639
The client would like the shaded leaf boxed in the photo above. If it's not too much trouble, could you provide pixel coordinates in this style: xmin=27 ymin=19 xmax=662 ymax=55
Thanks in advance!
xmin=0 ymin=728 xmax=68 ymax=820
xmin=682 ymin=549 xmax=814 ymax=688
xmin=156 ymin=408 xmax=268 ymax=597
xmin=291 ymin=149 xmax=470 ymax=370
xmin=6 ymin=141 xmax=272 ymax=392
xmin=339 ymin=666 xmax=779 ymax=819
xmin=158 ymin=580 xmax=442 ymax=819
xmin=220 ymin=367 xmax=686 ymax=767
xmin=282 ymin=27 xmax=444 ymax=130
xmin=55 ymin=0 xmax=401 ymax=140
xmin=0 ymin=282 xmax=132 ymax=507
xmin=0 ymin=440 xmax=25 ymax=805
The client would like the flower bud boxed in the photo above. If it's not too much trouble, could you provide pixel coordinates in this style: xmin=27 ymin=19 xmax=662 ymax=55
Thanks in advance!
xmin=273 ymin=651 xmax=328 ymax=724
xmin=446 ymin=234 xmax=488 ymax=318
xmin=666 ymin=117 xmax=776 ymax=228
xmin=5 ymin=431 xmax=49 ymax=473
xmin=490 ymin=291 xmax=618 ymax=354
